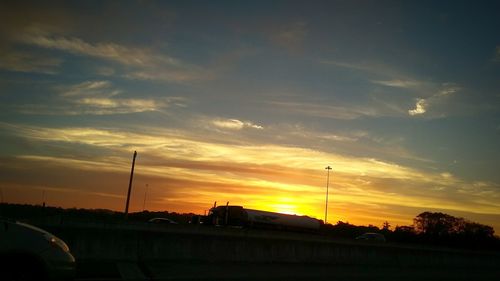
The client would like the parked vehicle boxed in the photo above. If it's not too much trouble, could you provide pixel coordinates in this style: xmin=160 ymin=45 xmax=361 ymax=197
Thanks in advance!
xmin=148 ymin=217 xmax=178 ymax=224
xmin=0 ymin=218 xmax=75 ymax=281
xmin=207 ymin=205 xmax=322 ymax=231
xmin=355 ymin=232 xmax=386 ymax=242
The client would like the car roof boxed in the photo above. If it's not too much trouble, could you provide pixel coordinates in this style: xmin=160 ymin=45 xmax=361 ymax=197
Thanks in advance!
xmin=149 ymin=217 xmax=175 ymax=221
xmin=1 ymin=217 xmax=52 ymax=235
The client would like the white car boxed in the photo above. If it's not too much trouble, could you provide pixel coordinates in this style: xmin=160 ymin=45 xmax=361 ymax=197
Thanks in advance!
xmin=0 ymin=218 xmax=75 ymax=281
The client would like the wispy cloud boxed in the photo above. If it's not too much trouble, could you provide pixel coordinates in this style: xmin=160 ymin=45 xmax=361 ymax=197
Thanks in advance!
xmin=320 ymin=60 xmax=467 ymax=118
xmin=371 ymin=79 xmax=420 ymax=88
xmin=212 ymin=118 xmax=263 ymax=130
xmin=76 ymin=98 xmax=165 ymax=113
xmin=280 ymin=125 xmax=433 ymax=164
xmin=18 ymin=32 xmax=209 ymax=82
xmin=437 ymin=84 xmax=460 ymax=97
xmin=269 ymin=101 xmax=380 ymax=120
xmin=60 ymin=80 xmax=118 ymax=97
xmin=322 ymin=60 xmax=443 ymax=97
xmin=408 ymin=84 xmax=460 ymax=117
xmin=0 ymin=50 xmax=62 ymax=74
xmin=319 ymin=60 xmax=369 ymax=71
xmin=60 ymin=80 xmax=172 ymax=114
xmin=0 ymin=123 xmax=430 ymax=181
xmin=17 ymin=155 xmax=127 ymax=173
xmin=21 ymin=34 xmax=178 ymax=67
xmin=283 ymin=124 xmax=363 ymax=143
xmin=0 ymin=123 xmax=462 ymax=189
xmin=124 ymin=68 xmax=210 ymax=83
xmin=13 ymin=80 xmax=182 ymax=115
xmin=320 ymin=60 xmax=402 ymax=79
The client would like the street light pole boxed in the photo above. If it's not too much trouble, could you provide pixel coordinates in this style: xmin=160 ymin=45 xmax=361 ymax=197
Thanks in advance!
xmin=325 ymin=166 xmax=332 ymax=224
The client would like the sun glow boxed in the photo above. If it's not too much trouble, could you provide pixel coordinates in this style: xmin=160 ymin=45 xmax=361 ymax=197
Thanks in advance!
xmin=270 ymin=204 xmax=299 ymax=215
xmin=3 ymin=122 xmax=500 ymax=231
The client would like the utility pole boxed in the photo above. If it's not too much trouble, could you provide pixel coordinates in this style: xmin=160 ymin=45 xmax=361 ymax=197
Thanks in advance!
xmin=125 ymin=151 xmax=137 ymax=218
xmin=325 ymin=166 xmax=332 ymax=224
xmin=142 ymin=184 xmax=148 ymax=211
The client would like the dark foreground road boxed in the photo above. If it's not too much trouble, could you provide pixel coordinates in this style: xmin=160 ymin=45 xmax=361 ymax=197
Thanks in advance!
xmin=76 ymin=261 xmax=500 ymax=281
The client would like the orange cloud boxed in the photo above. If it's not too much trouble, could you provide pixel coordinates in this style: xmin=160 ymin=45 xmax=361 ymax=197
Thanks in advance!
xmin=2 ymin=123 xmax=499 ymax=231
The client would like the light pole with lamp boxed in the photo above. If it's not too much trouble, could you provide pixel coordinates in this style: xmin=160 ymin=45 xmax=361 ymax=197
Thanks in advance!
xmin=325 ymin=166 xmax=332 ymax=224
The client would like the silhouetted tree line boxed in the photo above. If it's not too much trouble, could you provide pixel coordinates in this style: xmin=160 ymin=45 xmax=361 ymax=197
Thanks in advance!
xmin=321 ymin=221 xmax=380 ymax=239
xmin=411 ymin=211 xmax=497 ymax=248
xmin=322 ymin=212 xmax=499 ymax=250
xmin=1 ymin=203 xmax=498 ymax=250
xmin=0 ymin=203 xmax=194 ymax=224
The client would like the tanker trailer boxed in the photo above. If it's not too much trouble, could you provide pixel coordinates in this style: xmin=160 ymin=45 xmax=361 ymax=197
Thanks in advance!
xmin=208 ymin=205 xmax=321 ymax=231
xmin=245 ymin=208 xmax=321 ymax=231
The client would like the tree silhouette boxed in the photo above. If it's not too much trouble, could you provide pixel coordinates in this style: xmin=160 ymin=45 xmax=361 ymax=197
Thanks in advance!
xmin=382 ymin=221 xmax=391 ymax=231
xmin=413 ymin=211 xmax=496 ymax=248
xmin=414 ymin=212 xmax=457 ymax=237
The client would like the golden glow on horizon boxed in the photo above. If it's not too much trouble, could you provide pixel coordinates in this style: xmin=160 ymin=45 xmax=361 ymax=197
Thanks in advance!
xmin=269 ymin=204 xmax=299 ymax=216
xmin=2 ymin=123 xmax=500 ymax=230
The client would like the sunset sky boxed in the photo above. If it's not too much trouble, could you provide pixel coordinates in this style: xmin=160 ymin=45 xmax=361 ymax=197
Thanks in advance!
xmin=1 ymin=1 xmax=500 ymax=231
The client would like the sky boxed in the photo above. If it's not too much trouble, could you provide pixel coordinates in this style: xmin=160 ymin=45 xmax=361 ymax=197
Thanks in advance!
xmin=1 ymin=0 xmax=500 ymax=231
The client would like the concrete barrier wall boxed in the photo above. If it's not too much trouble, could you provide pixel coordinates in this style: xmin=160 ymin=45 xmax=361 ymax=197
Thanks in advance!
xmin=42 ymin=222 xmax=500 ymax=268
